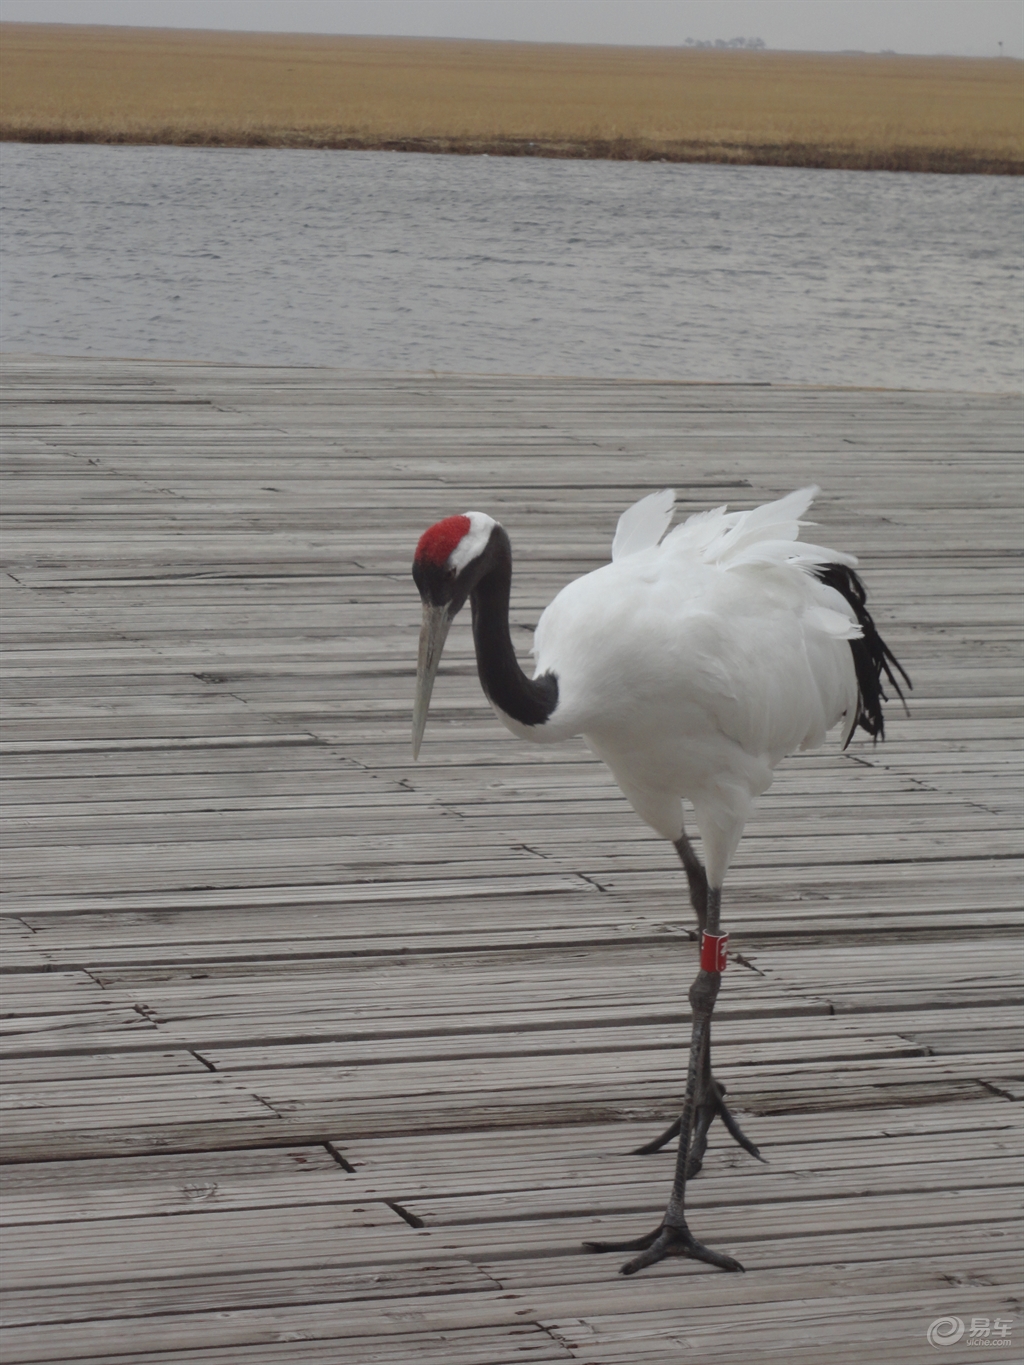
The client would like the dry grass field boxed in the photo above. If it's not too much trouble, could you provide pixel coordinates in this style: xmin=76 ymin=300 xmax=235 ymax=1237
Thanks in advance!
xmin=1 ymin=22 xmax=1021 ymax=173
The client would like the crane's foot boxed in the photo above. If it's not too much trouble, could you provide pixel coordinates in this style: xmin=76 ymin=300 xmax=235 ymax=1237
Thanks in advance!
xmin=633 ymin=1116 xmax=681 ymax=1155
xmin=584 ymin=1219 xmax=744 ymax=1276
xmin=633 ymin=1077 xmax=764 ymax=1174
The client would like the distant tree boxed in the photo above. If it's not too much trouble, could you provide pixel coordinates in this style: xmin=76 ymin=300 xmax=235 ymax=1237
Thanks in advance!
xmin=683 ymin=36 xmax=766 ymax=50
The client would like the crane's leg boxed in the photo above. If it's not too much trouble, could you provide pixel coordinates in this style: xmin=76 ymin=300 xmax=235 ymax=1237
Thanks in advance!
xmin=633 ymin=834 xmax=762 ymax=1169
xmin=675 ymin=829 xmax=709 ymax=929
xmin=586 ymin=886 xmax=743 ymax=1274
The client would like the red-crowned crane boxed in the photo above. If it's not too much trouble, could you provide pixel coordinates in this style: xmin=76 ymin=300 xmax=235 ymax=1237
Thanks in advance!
xmin=411 ymin=486 xmax=909 ymax=1275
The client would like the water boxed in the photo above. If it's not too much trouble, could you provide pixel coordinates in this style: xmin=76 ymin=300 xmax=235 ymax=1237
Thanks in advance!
xmin=2 ymin=143 xmax=1021 ymax=390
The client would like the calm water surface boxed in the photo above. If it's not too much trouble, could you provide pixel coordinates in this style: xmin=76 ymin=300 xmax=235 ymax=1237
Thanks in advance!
xmin=1 ymin=144 xmax=1021 ymax=389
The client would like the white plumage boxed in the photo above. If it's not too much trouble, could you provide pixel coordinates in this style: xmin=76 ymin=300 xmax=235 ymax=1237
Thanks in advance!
xmin=501 ymin=485 xmax=861 ymax=883
xmin=411 ymin=483 xmax=906 ymax=1277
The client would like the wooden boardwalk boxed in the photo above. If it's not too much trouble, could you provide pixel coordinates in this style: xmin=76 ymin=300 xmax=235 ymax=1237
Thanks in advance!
xmin=1 ymin=356 xmax=1021 ymax=1364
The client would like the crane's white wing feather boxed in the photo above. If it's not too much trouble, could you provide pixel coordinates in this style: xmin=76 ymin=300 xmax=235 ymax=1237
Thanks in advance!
xmin=526 ymin=484 xmax=867 ymax=871
xmin=725 ymin=538 xmax=858 ymax=573
xmin=706 ymin=485 xmax=819 ymax=562
xmin=523 ymin=484 xmax=870 ymax=877
xmin=661 ymin=503 xmax=736 ymax=554
xmin=611 ymin=488 xmax=675 ymax=561
xmin=663 ymin=486 xmax=857 ymax=574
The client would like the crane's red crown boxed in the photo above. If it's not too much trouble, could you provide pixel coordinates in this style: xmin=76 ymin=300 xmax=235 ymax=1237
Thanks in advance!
xmin=415 ymin=515 xmax=471 ymax=568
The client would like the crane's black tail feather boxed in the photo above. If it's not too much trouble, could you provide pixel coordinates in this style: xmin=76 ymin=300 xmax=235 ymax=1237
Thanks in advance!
xmin=814 ymin=563 xmax=911 ymax=744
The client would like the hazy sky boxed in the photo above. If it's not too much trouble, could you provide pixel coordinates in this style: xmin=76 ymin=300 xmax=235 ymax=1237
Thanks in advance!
xmin=1 ymin=0 xmax=1021 ymax=59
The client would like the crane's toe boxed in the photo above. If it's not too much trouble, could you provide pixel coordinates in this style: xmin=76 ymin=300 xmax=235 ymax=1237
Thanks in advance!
xmin=634 ymin=1079 xmax=764 ymax=1171
xmin=585 ymin=1222 xmax=744 ymax=1275
xmin=717 ymin=1093 xmax=766 ymax=1165
xmin=583 ymin=1227 xmax=662 ymax=1256
xmin=632 ymin=1115 xmax=680 ymax=1155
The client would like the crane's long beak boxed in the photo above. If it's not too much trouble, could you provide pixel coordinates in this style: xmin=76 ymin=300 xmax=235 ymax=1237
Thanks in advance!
xmin=412 ymin=601 xmax=453 ymax=760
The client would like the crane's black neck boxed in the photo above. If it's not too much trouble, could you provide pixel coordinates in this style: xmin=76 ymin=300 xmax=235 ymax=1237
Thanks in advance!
xmin=468 ymin=526 xmax=558 ymax=727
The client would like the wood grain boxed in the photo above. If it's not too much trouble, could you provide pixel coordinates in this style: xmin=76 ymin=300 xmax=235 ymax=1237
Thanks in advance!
xmin=1 ymin=357 xmax=1021 ymax=1364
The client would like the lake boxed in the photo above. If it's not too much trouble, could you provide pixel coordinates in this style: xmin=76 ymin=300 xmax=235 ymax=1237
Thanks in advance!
xmin=1 ymin=143 xmax=1021 ymax=390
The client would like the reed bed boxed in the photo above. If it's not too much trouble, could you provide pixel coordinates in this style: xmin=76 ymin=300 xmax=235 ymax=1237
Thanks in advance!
xmin=2 ymin=23 xmax=1021 ymax=173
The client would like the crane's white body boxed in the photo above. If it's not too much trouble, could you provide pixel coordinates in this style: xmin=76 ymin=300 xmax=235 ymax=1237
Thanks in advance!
xmin=490 ymin=487 xmax=862 ymax=885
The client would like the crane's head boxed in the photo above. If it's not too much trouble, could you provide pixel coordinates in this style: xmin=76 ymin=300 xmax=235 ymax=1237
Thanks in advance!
xmin=411 ymin=512 xmax=498 ymax=759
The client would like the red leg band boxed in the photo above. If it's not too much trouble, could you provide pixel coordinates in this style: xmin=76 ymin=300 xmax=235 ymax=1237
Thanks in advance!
xmin=700 ymin=932 xmax=729 ymax=972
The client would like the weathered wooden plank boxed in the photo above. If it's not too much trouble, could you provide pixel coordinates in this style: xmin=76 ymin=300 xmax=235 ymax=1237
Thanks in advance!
xmin=3 ymin=1187 xmax=1017 ymax=1305
xmin=3 ymin=1268 xmax=1022 ymax=1365
xmin=1 ymin=362 xmax=1021 ymax=1364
